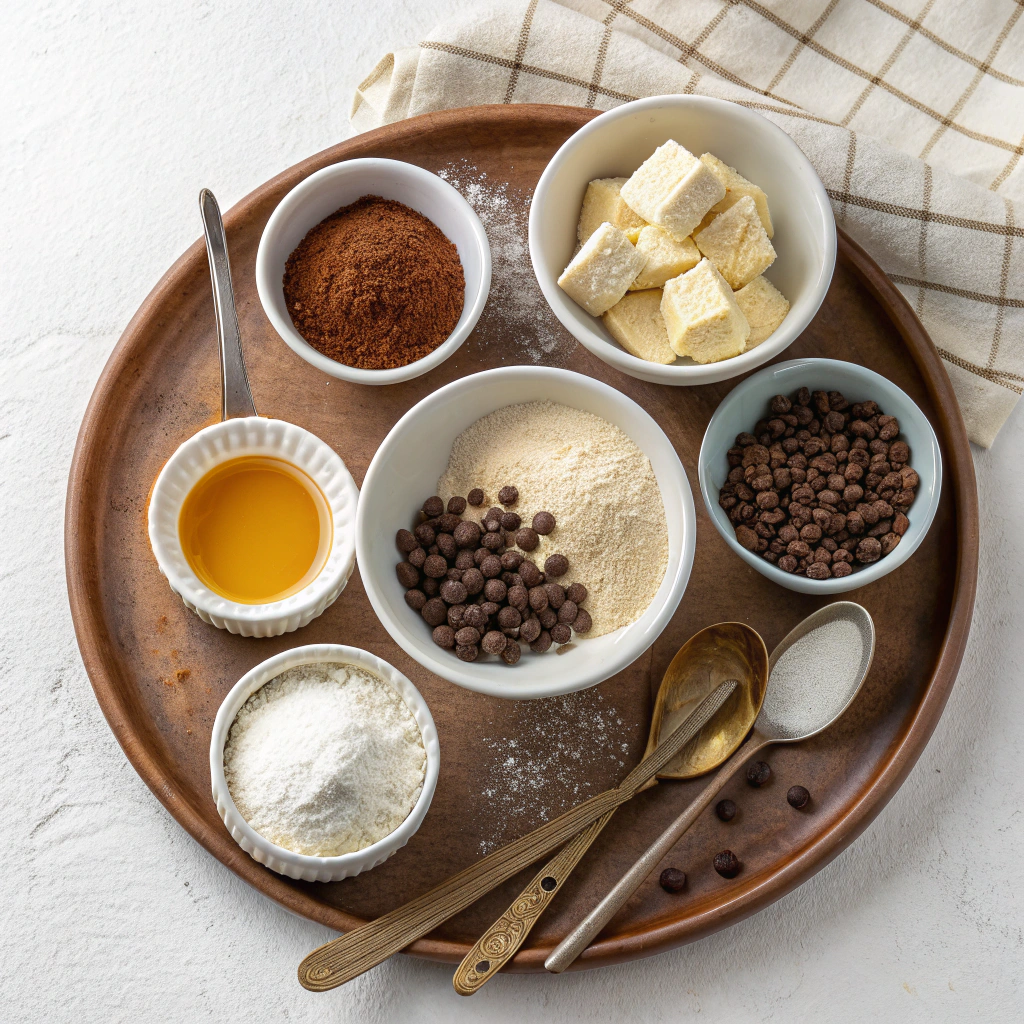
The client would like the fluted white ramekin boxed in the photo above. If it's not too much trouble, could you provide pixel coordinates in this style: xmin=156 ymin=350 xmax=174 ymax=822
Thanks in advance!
xmin=210 ymin=644 xmax=440 ymax=882
xmin=148 ymin=417 xmax=358 ymax=637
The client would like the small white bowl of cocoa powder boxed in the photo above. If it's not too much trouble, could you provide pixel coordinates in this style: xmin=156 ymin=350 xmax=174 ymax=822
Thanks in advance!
xmin=256 ymin=158 xmax=491 ymax=385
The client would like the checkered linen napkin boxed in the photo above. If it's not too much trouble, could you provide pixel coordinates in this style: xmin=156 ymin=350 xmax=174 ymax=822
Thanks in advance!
xmin=353 ymin=0 xmax=1024 ymax=447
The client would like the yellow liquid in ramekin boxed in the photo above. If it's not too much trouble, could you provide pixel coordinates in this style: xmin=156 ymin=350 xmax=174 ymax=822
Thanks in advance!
xmin=178 ymin=456 xmax=332 ymax=604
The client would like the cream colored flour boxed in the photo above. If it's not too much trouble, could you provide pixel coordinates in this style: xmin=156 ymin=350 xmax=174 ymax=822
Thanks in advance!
xmin=437 ymin=401 xmax=668 ymax=636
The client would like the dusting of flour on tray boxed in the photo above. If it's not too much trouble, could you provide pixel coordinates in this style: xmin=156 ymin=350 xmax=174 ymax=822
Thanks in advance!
xmin=437 ymin=401 xmax=668 ymax=636
xmin=223 ymin=662 xmax=425 ymax=857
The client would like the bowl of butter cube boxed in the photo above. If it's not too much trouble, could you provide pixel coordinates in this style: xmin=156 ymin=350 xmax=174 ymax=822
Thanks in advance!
xmin=529 ymin=95 xmax=837 ymax=385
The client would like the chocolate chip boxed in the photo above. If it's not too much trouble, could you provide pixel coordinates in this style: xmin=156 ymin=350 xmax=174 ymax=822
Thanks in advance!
xmin=506 ymin=585 xmax=529 ymax=611
xmin=519 ymin=616 xmax=541 ymax=643
xmin=659 ymin=868 xmax=687 ymax=893
xmin=447 ymin=604 xmax=466 ymax=629
xmin=480 ymin=555 xmax=502 ymax=578
xmin=455 ymin=626 xmax=481 ymax=646
xmin=497 ymin=606 xmax=522 ymax=630
xmin=713 ymin=850 xmax=741 ymax=878
xmin=446 ymin=496 xmax=466 ymax=515
xmin=498 ymin=485 xmax=519 ymax=506
xmin=544 ymin=553 xmax=569 ymax=577
xmin=481 ymin=531 xmax=504 ymax=551
xmin=484 ymin=579 xmax=507 ymax=603
xmin=787 ymin=785 xmax=810 ymax=809
xmin=422 ymin=496 xmax=444 ymax=518
xmin=530 ymin=630 xmax=552 ymax=653
xmin=396 ymin=562 xmax=419 ymax=588
xmin=501 ymin=642 xmax=522 ymax=665
xmin=499 ymin=511 xmax=521 ymax=532
xmin=396 ymin=529 xmax=418 ymax=553
xmin=715 ymin=799 xmax=736 ymax=822
xmin=414 ymin=522 xmax=436 ymax=546
xmin=407 ymin=547 xmax=425 ymax=569
xmin=439 ymin=579 xmax=467 ymax=605
xmin=422 ymin=597 xmax=448 ymax=627
xmin=455 ymin=549 xmax=476 ymax=570
xmin=436 ymin=533 xmax=457 ymax=560
xmin=572 ymin=608 xmax=592 ymax=634
xmin=565 ymin=582 xmax=587 ymax=605
xmin=746 ymin=761 xmax=771 ymax=787
xmin=456 ymin=644 xmax=479 ymax=662
xmin=528 ymin=586 xmax=549 ymax=612
xmin=532 ymin=511 xmax=556 ymax=535
xmin=550 ymin=623 xmax=571 ymax=644
xmin=500 ymin=550 xmax=523 ymax=570
xmin=515 ymin=527 xmax=539 ymax=551
xmin=557 ymin=600 xmax=578 ymax=624
xmin=423 ymin=554 xmax=448 ymax=579
xmin=537 ymin=606 xmax=557 ymax=629
xmin=518 ymin=560 xmax=542 ymax=587
xmin=432 ymin=624 xmax=455 ymax=648
xmin=404 ymin=589 xmax=426 ymax=611
xmin=467 ymin=488 xmax=484 ymax=506
xmin=481 ymin=630 xmax=507 ymax=655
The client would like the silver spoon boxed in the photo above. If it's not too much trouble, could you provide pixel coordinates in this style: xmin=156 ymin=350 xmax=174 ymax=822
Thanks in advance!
xmin=198 ymin=188 xmax=257 ymax=420
xmin=545 ymin=601 xmax=875 ymax=973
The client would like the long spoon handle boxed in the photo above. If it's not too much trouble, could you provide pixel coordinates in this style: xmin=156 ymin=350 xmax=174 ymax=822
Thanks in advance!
xmin=198 ymin=189 xmax=256 ymax=420
xmin=298 ymin=680 xmax=737 ymax=992
xmin=544 ymin=732 xmax=769 ymax=973
xmin=452 ymin=811 xmax=616 ymax=995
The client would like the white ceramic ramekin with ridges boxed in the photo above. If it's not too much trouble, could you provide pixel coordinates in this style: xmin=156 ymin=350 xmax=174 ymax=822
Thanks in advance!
xmin=210 ymin=644 xmax=440 ymax=883
xmin=148 ymin=417 xmax=358 ymax=637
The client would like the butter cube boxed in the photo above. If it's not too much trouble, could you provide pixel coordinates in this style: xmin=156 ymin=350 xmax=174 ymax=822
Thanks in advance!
xmin=602 ymin=290 xmax=676 ymax=364
xmin=733 ymin=276 xmax=790 ymax=347
xmin=630 ymin=226 xmax=701 ymax=290
xmin=558 ymin=222 xmax=648 ymax=317
xmin=661 ymin=259 xmax=749 ymax=363
xmin=694 ymin=196 xmax=777 ymax=290
xmin=620 ymin=140 xmax=726 ymax=241
xmin=577 ymin=178 xmax=647 ymax=246
xmin=699 ymin=154 xmax=774 ymax=238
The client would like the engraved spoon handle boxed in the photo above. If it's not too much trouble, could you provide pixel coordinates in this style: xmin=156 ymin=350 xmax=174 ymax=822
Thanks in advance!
xmin=452 ymin=811 xmax=615 ymax=995
xmin=545 ymin=731 xmax=770 ymax=973
xmin=198 ymin=189 xmax=256 ymax=420
xmin=297 ymin=680 xmax=737 ymax=992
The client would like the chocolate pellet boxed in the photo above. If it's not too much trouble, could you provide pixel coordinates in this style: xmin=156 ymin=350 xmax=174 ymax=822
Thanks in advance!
xmin=481 ymin=531 xmax=504 ymax=551
xmin=396 ymin=529 xmax=418 ymax=553
xmin=501 ymin=642 xmax=522 ymax=665
xmin=463 ymin=605 xmax=487 ymax=631
xmin=715 ymin=799 xmax=736 ymax=822
xmin=544 ymin=583 xmax=565 ymax=609
xmin=467 ymin=487 xmax=484 ymax=506
xmin=436 ymin=534 xmax=457 ymax=560
xmin=447 ymin=604 xmax=466 ymax=629
xmin=565 ymin=582 xmax=587 ymax=605
xmin=481 ymin=630 xmax=507 ymax=655
xmin=432 ymin=624 xmax=455 ymax=648
xmin=550 ymin=623 xmax=572 ymax=644
xmin=406 ymin=546 xmax=425 ymax=568
xmin=422 ymin=577 xmax=439 ymax=595
xmin=557 ymin=600 xmax=578 ymax=624
xmin=572 ymin=608 xmax=592 ymax=633
xmin=396 ymin=562 xmax=419 ymax=588
xmin=414 ymin=522 xmax=436 ymax=547
xmin=506 ymin=585 xmax=529 ymax=611
xmin=787 ymin=785 xmax=810 ymax=809
xmin=544 ymin=553 xmax=569 ymax=577
xmin=746 ymin=761 xmax=771 ymax=787
xmin=462 ymin=567 xmax=485 ymax=595
xmin=455 ymin=550 xmax=475 ymax=570
xmin=532 ymin=511 xmax=556 ymax=535
xmin=530 ymin=630 xmax=552 ymax=653
xmin=480 ymin=555 xmax=502 ymax=579
xmin=659 ymin=868 xmax=687 ymax=894
xmin=447 ymin=496 xmax=467 ymax=515
xmin=423 ymin=554 xmax=448 ymax=579
xmin=483 ymin=578 xmax=507 ymax=603
xmin=501 ymin=511 xmax=521 ymax=532
xmin=439 ymin=579 xmax=467 ymax=605
xmin=454 ymin=521 xmax=481 ymax=551
xmin=421 ymin=597 xmax=448 ymax=627
xmin=404 ymin=589 xmax=426 ymax=611
xmin=456 ymin=644 xmax=479 ymax=662
xmin=497 ymin=606 xmax=522 ymax=630
xmin=498 ymin=485 xmax=519 ymax=506
xmin=528 ymin=586 xmax=549 ymax=612
xmin=538 ymin=606 xmax=558 ymax=629
xmin=422 ymin=496 xmax=444 ymax=518
xmin=515 ymin=527 xmax=539 ymax=551
xmin=518 ymin=560 xmax=542 ymax=588
xmin=500 ymin=550 xmax=523 ymax=570
xmin=713 ymin=850 xmax=741 ymax=878
xmin=455 ymin=626 xmax=481 ymax=646
xmin=518 ymin=616 xmax=541 ymax=643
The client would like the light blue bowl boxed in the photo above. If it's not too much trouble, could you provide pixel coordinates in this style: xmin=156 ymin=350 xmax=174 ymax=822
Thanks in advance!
xmin=699 ymin=358 xmax=942 ymax=594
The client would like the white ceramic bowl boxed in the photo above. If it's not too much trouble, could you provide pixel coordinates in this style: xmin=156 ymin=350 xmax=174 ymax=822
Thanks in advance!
xmin=357 ymin=366 xmax=696 ymax=699
xmin=699 ymin=358 xmax=942 ymax=594
xmin=529 ymin=95 xmax=837 ymax=385
xmin=256 ymin=158 xmax=491 ymax=385
xmin=210 ymin=644 xmax=439 ymax=883
xmin=148 ymin=417 xmax=358 ymax=636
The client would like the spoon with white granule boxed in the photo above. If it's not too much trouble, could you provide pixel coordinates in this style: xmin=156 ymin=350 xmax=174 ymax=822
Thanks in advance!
xmin=545 ymin=600 xmax=875 ymax=973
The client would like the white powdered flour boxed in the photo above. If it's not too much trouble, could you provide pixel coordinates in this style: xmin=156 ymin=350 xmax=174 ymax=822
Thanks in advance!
xmin=223 ymin=662 xmax=426 ymax=857
xmin=437 ymin=401 xmax=668 ymax=636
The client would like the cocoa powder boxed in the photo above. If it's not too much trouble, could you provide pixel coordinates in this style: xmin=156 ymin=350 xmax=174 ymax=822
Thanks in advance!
xmin=283 ymin=195 xmax=465 ymax=370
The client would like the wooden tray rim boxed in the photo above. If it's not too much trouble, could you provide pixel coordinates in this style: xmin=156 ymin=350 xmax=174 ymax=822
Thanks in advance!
xmin=64 ymin=104 xmax=979 ymax=972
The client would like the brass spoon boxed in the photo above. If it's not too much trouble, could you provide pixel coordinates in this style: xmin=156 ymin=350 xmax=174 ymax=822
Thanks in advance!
xmin=452 ymin=622 xmax=768 ymax=995
xmin=545 ymin=601 xmax=875 ymax=973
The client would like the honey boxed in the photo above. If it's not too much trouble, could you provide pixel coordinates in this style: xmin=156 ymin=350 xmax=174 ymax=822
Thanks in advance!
xmin=179 ymin=456 xmax=331 ymax=604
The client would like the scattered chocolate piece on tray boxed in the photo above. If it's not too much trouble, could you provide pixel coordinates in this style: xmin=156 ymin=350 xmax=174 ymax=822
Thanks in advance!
xmin=746 ymin=760 xmax=772 ymax=787
xmin=787 ymin=785 xmax=810 ymax=809
xmin=720 ymin=388 xmax=919 ymax=578
xmin=715 ymin=799 xmax=737 ymax=822
xmin=713 ymin=850 xmax=741 ymax=878
xmin=659 ymin=868 xmax=687 ymax=893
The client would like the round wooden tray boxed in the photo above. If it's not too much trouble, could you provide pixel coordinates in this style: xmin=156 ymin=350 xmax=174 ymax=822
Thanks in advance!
xmin=66 ymin=105 xmax=978 ymax=972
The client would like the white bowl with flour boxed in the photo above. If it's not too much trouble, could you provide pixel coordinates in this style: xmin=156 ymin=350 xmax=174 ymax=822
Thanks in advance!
xmin=210 ymin=644 xmax=439 ymax=883
xmin=357 ymin=366 xmax=696 ymax=699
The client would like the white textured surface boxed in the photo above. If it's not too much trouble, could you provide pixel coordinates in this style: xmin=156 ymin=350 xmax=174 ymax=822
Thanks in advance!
xmin=2 ymin=2 xmax=1022 ymax=1020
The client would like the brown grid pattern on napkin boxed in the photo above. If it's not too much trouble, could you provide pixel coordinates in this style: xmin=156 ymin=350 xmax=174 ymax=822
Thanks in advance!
xmin=353 ymin=0 xmax=1024 ymax=444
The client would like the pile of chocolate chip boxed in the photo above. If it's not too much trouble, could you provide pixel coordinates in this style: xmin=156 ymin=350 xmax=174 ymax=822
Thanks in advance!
xmin=395 ymin=486 xmax=592 ymax=665
xmin=719 ymin=388 xmax=920 ymax=579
